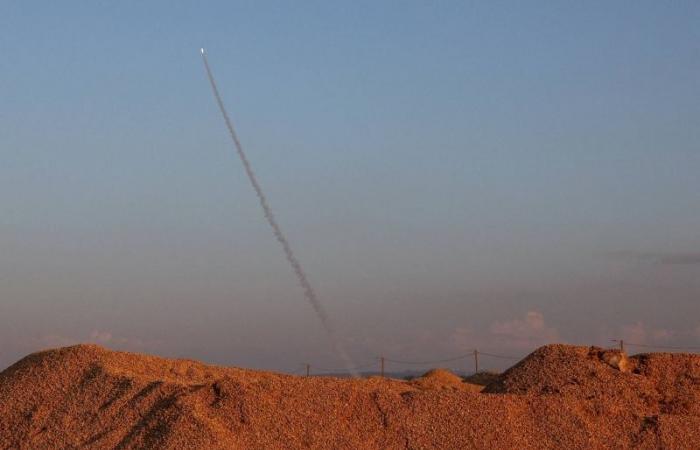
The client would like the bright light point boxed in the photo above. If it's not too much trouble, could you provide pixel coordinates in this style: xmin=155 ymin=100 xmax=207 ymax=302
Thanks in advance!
xmin=200 ymin=48 xmax=205 ymax=54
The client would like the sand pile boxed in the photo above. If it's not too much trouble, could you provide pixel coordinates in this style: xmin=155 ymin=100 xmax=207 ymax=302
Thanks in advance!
xmin=1 ymin=344 xmax=700 ymax=449
xmin=483 ymin=344 xmax=700 ymax=415
xmin=484 ymin=345 xmax=649 ymax=398
xmin=410 ymin=368 xmax=483 ymax=392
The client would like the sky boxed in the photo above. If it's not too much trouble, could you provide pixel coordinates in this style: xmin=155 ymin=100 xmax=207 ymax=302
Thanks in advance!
xmin=1 ymin=1 xmax=699 ymax=374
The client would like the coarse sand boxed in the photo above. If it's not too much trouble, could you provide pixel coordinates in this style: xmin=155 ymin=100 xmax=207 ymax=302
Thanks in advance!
xmin=1 ymin=343 xmax=699 ymax=449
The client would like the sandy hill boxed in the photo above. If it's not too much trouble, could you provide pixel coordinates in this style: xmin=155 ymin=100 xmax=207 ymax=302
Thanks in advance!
xmin=1 ymin=344 xmax=699 ymax=449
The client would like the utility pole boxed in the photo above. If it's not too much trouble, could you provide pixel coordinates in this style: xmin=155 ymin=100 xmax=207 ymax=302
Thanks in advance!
xmin=473 ymin=350 xmax=479 ymax=374
xmin=612 ymin=339 xmax=625 ymax=353
xmin=380 ymin=356 xmax=385 ymax=378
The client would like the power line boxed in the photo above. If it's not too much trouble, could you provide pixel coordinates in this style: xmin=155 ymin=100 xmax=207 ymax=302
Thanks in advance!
xmin=384 ymin=350 xmax=520 ymax=365
xmin=384 ymin=352 xmax=474 ymax=365
xmin=290 ymin=340 xmax=700 ymax=378
xmin=478 ymin=351 xmax=520 ymax=360
xmin=623 ymin=342 xmax=700 ymax=351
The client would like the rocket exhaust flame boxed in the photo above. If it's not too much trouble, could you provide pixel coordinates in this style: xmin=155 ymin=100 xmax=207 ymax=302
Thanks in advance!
xmin=200 ymin=49 xmax=358 ymax=376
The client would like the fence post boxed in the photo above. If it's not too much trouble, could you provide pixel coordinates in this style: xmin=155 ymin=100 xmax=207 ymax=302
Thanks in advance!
xmin=473 ymin=350 xmax=479 ymax=374
xmin=619 ymin=340 xmax=624 ymax=352
xmin=380 ymin=356 xmax=385 ymax=378
xmin=306 ymin=364 xmax=310 ymax=377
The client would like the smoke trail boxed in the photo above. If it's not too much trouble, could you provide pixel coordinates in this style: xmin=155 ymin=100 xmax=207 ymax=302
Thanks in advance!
xmin=200 ymin=49 xmax=358 ymax=376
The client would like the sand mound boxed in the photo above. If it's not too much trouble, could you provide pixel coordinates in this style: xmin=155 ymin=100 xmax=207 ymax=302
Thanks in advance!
xmin=410 ymin=368 xmax=483 ymax=392
xmin=484 ymin=344 xmax=700 ymax=416
xmin=484 ymin=344 xmax=643 ymax=395
xmin=2 ymin=344 xmax=700 ymax=449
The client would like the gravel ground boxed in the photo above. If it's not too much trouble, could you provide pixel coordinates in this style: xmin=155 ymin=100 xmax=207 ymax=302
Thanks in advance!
xmin=1 ymin=344 xmax=698 ymax=449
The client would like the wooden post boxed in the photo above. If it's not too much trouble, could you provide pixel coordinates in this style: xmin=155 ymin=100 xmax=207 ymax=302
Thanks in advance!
xmin=473 ymin=350 xmax=479 ymax=374
xmin=619 ymin=340 xmax=624 ymax=352
xmin=380 ymin=356 xmax=385 ymax=378
xmin=306 ymin=364 xmax=310 ymax=377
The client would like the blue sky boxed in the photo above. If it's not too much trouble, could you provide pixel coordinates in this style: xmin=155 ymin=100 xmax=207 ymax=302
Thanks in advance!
xmin=1 ymin=1 xmax=699 ymax=372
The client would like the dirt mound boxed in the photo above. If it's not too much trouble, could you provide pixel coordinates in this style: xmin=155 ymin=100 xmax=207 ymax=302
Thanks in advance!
xmin=410 ymin=368 xmax=483 ymax=392
xmin=483 ymin=344 xmax=643 ymax=395
xmin=484 ymin=344 xmax=700 ymax=416
xmin=2 ymin=344 xmax=700 ymax=449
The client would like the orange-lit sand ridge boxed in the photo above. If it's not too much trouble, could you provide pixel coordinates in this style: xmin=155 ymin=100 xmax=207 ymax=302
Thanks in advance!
xmin=1 ymin=344 xmax=699 ymax=449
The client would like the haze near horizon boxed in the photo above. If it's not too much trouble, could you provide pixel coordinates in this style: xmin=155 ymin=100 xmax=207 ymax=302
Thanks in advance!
xmin=1 ymin=1 xmax=698 ymax=373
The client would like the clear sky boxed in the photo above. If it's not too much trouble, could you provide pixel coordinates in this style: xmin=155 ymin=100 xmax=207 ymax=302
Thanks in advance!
xmin=1 ymin=1 xmax=699 ymax=373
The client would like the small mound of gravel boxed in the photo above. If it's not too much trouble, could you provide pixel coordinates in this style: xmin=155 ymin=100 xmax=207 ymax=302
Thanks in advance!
xmin=410 ymin=368 xmax=483 ymax=392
